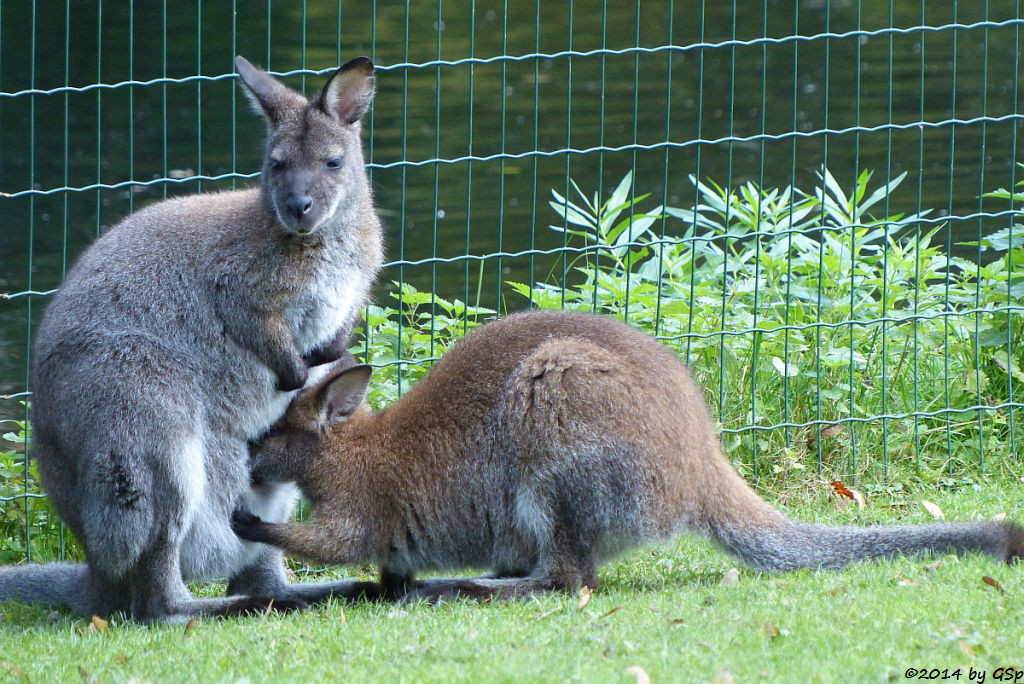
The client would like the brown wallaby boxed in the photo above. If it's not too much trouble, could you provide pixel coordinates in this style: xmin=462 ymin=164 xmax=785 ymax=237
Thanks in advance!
xmin=232 ymin=309 xmax=1023 ymax=603
xmin=0 ymin=57 xmax=384 ymax=622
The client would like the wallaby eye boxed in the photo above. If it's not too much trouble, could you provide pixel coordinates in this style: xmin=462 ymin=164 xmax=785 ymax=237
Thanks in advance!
xmin=325 ymin=156 xmax=345 ymax=170
xmin=268 ymin=158 xmax=286 ymax=172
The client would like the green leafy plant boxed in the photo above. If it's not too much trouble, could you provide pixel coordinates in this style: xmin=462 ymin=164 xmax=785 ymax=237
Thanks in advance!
xmin=514 ymin=169 xmax=1024 ymax=486
xmin=1 ymin=412 xmax=79 ymax=563
xmin=352 ymin=283 xmax=496 ymax=409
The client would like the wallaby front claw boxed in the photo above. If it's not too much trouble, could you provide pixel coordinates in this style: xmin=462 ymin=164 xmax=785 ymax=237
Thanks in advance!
xmin=276 ymin=363 xmax=309 ymax=392
xmin=231 ymin=510 xmax=269 ymax=543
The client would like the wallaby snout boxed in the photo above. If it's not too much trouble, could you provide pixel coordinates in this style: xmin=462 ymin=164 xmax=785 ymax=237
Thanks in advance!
xmin=287 ymin=195 xmax=313 ymax=219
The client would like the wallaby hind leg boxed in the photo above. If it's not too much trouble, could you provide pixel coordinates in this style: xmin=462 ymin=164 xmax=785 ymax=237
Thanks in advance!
xmin=116 ymin=531 xmax=306 ymax=623
xmin=404 ymin=508 xmax=599 ymax=604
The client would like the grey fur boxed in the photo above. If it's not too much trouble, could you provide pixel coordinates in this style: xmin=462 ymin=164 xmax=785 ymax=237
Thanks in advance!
xmin=0 ymin=56 xmax=385 ymax=622
xmin=233 ymin=310 xmax=1023 ymax=603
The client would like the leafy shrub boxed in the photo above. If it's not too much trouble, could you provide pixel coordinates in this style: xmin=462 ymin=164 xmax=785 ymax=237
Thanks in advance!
xmin=1 ymin=414 xmax=78 ymax=563
xmin=509 ymin=169 xmax=1024 ymax=485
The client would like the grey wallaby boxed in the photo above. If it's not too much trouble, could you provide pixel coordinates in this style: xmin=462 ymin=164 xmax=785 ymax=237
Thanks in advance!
xmin=232 ymin=309 xmax=1023 ymax=603
xmin=0 ymin=56 xmax=385 ymax=622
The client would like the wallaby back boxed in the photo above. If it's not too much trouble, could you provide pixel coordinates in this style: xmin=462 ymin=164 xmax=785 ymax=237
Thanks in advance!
xmin=238 ymin=310 xmax=1022 ymax=603
xmin=3 ymin=56 xmax=385 ymax=621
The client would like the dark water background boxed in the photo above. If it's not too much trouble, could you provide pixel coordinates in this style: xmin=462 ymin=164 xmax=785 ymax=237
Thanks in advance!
xmin=1 ymin=1 xmax=1022 ymax=424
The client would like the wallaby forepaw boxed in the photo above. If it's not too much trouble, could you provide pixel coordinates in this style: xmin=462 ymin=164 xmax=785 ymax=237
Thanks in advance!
xmin=304 ymin=345 xmax=351 ymax=368
xmin=276 ymin=364 xmax=309 ymax=392
xmin=231 ymin=509 xmax=269 ymax=543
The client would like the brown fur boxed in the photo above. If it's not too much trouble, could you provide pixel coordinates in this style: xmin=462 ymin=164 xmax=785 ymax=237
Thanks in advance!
xmin=234 ymin=310 xmax=1023 ymax=602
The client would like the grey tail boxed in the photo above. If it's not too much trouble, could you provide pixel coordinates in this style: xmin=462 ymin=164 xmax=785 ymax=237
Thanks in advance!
xmin=0 ymin=562 xmax=94 ymax=613
xmin=711 ymin=515 xmax=1024 ymax=571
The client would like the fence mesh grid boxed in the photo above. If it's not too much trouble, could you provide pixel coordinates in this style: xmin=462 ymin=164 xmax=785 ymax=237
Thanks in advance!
xmin=0 ymin=2 xmax=1022 ymax=562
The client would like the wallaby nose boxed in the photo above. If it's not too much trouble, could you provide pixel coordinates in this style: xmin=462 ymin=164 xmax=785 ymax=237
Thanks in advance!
xmin=286 ymin=195 xmax=314 ymax=220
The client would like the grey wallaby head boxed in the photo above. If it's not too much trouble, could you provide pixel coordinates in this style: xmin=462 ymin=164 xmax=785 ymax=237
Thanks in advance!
xmin=235 ymin=55 xmax=376 ymax=236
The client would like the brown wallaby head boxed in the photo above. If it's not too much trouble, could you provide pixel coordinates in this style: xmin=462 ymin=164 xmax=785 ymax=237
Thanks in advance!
xmin=257 ymin=362 xmax=372 ymax=471
xmin=235 ymin=55 xmax=376 ymax=236
xmin=296 ymin=363 xmax=372 ymax=432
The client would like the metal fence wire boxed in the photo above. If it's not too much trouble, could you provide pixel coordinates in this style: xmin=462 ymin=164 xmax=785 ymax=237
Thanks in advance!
xmin=1 ymin=2 xmax=1022 ymax=563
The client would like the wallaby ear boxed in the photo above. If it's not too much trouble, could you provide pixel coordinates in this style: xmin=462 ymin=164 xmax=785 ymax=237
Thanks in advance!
xmin=235 ymin=55 xmax=292 ymax=123
xmin=316 ymin=56 xmax=375 ymax=125
xmin=317 ymin=364 xmax=372 ymax=429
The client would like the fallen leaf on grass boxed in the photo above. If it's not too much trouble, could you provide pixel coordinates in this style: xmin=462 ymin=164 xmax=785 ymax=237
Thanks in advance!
xmin=78 ymin=665 xmax=89 ymax=679
xmin=924 ymin=560 xmax=943 ymax=573
xmin=897 ymin=577 xmax=919 ymax=587
xmin=184 ymin=617 xmax=198 ymax=634
xmin=598 ymin=606 xmax=625 ymax=620
xmin=829 ymin=480 xmax=865 ymax=510
xmin=991 ymin=512 xmax=1007 ymax=522
xmin=830 ymin=480 xmax=855 ymax=499
xmin=115 ymin=654 xmax=128 ymax=666
xmin=828 ymin=586 xmax=847 ymax=597
xmin=578 ymin=585 xmax=593 ymax=609
xmin=982 ymin=576 xmax=1004 ymax=593
xmin=764 ymin=622 xmax=780 ymax=638
xmin=1 ymin=661 xmax=25 ymax=677
xmin=711 ymin=670 xmax=737 ymax=684
xmin=921 ymin=500 xmax=945 ymax=520
xmin=668 ymin=617 xmax=686 ymax=626
xmin=958 ymin=641 xmax=976 ymax=658
xmin=339 ymin=606 xmax=347 ymax=625
xmin=626 ymin=665 xmax=650 ymax=684
xmin=719 ymin=568 xmax=740 ymax=587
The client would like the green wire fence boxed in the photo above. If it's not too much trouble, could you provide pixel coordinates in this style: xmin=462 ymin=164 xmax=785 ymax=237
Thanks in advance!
xmin=1 ymin=2 xmax=1022 ymax=563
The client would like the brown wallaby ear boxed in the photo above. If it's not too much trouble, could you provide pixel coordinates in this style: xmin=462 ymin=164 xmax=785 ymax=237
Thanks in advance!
xmin=316 ymin=56 xmax=375 ymax=125
xmin=317 ymin=364 xmax=372 ymax=428
xmin=235 ymin=55 xmax=292 ymax=124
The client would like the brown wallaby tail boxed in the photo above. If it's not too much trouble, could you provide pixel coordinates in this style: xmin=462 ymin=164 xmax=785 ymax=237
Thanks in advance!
xmin=710 ymin=515 xmax=1024 ymax=571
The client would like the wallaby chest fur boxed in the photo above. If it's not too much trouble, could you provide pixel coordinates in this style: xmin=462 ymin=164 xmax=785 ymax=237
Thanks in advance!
xmin=2 ymin=56 xmax=386 ymax=621
xmin=240 ymin=309 xmax=1022 ymax=603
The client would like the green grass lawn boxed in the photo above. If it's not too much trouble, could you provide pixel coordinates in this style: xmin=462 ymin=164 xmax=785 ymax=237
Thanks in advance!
xmin=2 ymin=480 xmax=1023 ymax=683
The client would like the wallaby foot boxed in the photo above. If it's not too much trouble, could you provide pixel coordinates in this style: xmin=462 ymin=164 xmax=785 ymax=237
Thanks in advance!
xmin=401 ymin=575 xmax=564 ymax=604
xmin=403 ymin=557 xmax=597 ymax=605
xmin=217 ymin=595 xmax=310 ymax=618
xmin=380 ymin=567 xmax=416 ymax=600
